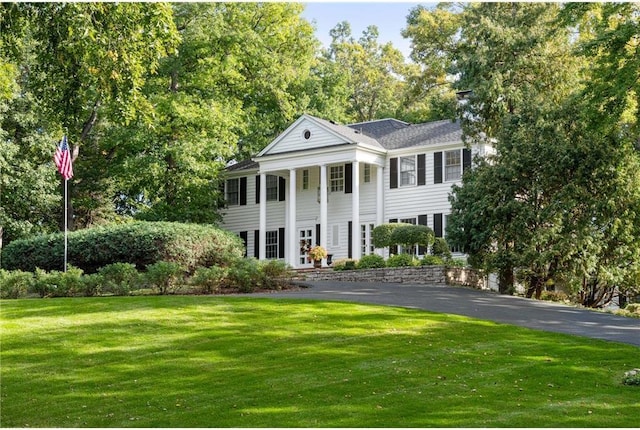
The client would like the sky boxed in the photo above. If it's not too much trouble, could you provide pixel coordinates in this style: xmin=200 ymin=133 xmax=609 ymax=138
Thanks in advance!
xmin=301 ymin=2 xmax=435 ymax=59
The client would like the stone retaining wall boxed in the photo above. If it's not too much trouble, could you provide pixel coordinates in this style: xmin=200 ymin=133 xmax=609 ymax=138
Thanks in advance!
xmin=302 ymin=265 xmax=488 ymax=289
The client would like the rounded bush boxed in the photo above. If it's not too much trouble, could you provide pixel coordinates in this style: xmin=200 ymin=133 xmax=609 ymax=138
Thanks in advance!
xmin=145 ymin=261 xmax=185 ymax=295
xmin=0 ymin=270 xmax=33 ymax=299
xmin=431 ymin=237 xmax=452 ymax=259
xmin=2 ymin=221 xmax=244 ymax=273
xmin=421 ymin=255 xmax=445 ymax=266
xmin=98 ymin=263 xmax=140 ymax=296
xmin=357 ymin=254 xmax=386 ymax=269
xmin=387 ymin=254 xmax=418 ymax=268
xmin=191 ymin=266 xmax=228 ymax=294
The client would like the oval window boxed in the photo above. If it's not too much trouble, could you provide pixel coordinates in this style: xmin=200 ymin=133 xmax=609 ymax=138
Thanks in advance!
xmin=303 ymin=129 xmax=311 ymax=140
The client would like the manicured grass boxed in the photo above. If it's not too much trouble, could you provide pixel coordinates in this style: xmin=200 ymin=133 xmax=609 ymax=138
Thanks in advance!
xmin=1 ymin=296 xmax=638 ymax=427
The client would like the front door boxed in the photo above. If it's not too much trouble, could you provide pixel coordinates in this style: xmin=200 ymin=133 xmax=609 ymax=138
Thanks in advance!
xmin=298 ymin=228 xmax=315 ymax=267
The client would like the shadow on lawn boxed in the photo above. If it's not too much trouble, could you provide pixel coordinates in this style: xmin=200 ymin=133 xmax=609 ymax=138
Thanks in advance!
xmin=1 ymin=297 xmax=639 ymax=427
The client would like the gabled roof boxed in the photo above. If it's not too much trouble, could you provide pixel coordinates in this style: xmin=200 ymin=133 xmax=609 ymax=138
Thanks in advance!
xmin=228 ymin=115 xmax=462 ymax=171
xmin=310 ymin=115 xmax=385 ymax=150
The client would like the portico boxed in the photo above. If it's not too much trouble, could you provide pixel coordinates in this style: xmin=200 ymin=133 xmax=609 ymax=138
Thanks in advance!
xmin=255 ymin=144 xmax=385 ymax=268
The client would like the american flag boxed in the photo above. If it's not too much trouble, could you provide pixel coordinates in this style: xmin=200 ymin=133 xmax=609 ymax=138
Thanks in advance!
xmin=54 ymin=135 xmax=73 ymax=180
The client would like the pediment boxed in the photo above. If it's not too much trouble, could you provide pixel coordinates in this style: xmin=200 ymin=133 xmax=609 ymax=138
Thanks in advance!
xmin=258 ymin=114 xmax=379 ymax=157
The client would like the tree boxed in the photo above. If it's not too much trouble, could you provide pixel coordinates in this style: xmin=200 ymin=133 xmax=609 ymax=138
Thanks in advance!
xmin=326 ymin=22 xmax=410 ymax=122
xmin=444 ymin=2 xmax=640 ymax=304
xmin=103 ymin=3 xmax=319 ymax=222
xmin=0 ymin=3 xmax=180 ymax=231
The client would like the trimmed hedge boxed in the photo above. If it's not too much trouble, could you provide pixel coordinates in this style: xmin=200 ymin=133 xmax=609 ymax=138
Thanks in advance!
xmin=2 ymin=222 xmax=244 ymax=273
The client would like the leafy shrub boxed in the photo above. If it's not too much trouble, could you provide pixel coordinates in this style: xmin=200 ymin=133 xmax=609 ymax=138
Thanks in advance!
xmin=540 ymin=290 xmax=569 ymax=303
xmin=387 ymin=254 xmax=418 ymax=268
xmin=357 ymin=254 xmax=386 ymax=269
xmin=259 ymin=260 xmax=294 ymax=290
xmin=421 ymin=255 xmax=445 ymax=266
xmin=226 ymin=258 xmax=262 ymax=293
xmin=2 ymin=221 xmax=244 ymax=273
xmin=371 ymin=223 xmax=400 ymax=248
xmin=0 ymin=270 xmax=33 ymax=299
xmin=332 ymin=258 xmax=356 ymax=271
xmin=32 ymin=266 xmax=84 ymax=298
xmin=390 ymin=224 xmax=434 ymax=250
xmin=191 ymin=266 xmax=228 ymax=294
xmin=98 ymin=263 xmax=139 ymax=296
xmin=81 ymin=273 xmax=103 ymax=297
xmin=446 ymin=258 xmax=467 ymax=268
xmin=431 ymin=237 xmax=452 ymax=260
xmin=145 ymin=261 xmax=185 ymax=295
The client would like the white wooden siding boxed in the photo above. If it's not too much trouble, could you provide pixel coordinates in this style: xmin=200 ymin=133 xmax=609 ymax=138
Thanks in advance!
xmin=264 ymin=119 xmax=347 ymax=155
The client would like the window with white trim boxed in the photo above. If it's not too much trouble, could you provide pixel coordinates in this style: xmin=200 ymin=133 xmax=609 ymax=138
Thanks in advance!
xmin=330 ymin=165 xmax=344 ymax=192
xmin=266 ymin=175 xmax=279 ymax=201
xmin=445 ymin=150 xmax=462 ymax=181
xmin=302 ymin=169 xmax=309 ymax=190
xmin=360 ymin=223 xmax=375 ymax=256
xmin=226 ymin=178 xmax=239 ymax=206
xmin=400 ymin=156 xmax=416 ymax=186
xmin=266 ymin=230 xmax=279 ymax=259
xmin=364 ymin=163 xmax=371 ymax=183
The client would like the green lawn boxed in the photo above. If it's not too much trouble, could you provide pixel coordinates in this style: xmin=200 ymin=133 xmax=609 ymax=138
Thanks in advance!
xmin=1 ymin=296 xmax=638 ymax=427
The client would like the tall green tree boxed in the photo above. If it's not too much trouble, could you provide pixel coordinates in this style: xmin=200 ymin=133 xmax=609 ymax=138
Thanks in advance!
xmin=102 ymin=3 xmax=318 ymax=223
xmin=326 ymin=22 xmax=409 ymax=122
xmin=0 ymin=3 xmax=180 ymax=231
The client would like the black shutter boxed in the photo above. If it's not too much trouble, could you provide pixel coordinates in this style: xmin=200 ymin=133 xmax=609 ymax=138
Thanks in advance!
xmin=315 ymin=224 xmax=321 ymax=246
xmin=345 ymin=163 xmax=353 ymax=194
xmin=389 ymin=218 xmax=398 ymax=255
xmin=255 ymin=175 xmax=261 ymax=204
xmin=254 ymin=230 xmax=260 ymax=258
xmin=348 ymin=221 xmax=352 ymax=259
xmin=390 ymin=157 xmax=398 ymax=189
xmin=239 ymin=177 xmax=247 ymax=206
xmin=417 ymin=154 xmax=426 ymax=186
xmin=433 ymin=213 xmax=443 ymax=238
xmin=239 ymin=231 xmax=248 ymax=257
xmin=278 ymin=176 xmax=286 ymax=201
xmin=278 ymin=227 xmax=285 ymax=258
xmin=463 ymin=148 xmax=472 ymax=173
xmin=418 ymin=214 xmax=428 ymax=255
xmin=219 ymin=180 xmax=226 ymax=198
xmin=434 ymin=152 xmax=443 ymax=184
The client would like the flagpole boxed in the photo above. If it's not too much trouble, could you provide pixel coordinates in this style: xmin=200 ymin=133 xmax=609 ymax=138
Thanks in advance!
xmin=64 ymin=177 xmax=68 ymax=272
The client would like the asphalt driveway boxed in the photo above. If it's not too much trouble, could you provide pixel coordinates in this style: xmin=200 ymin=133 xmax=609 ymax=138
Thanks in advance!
xmin=254 ymin=280 xmax=640 ymax=347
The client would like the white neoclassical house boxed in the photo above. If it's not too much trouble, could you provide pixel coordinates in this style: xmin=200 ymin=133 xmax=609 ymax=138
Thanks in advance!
xmin=220 ymin=113 xmax=492 ymax=268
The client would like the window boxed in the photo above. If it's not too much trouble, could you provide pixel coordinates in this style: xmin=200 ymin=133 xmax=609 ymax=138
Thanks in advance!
xmin=266 ymin=230 xmax=279 ymax=259
xmin=400 ymin=156 xmax=416 ymax=186
xmin=266 ymin=175 xmax=279 ymax=201
xmin=364 ymin=163 xmax=371 ymax=183
xmin=445 ymin=150 xmax=462 ymax=181
xmin=331 ymin=224 xmax=340 ymax=248
xmin=400 ymin=217 xmax=416 ymax=225
xmin=302 ymin=169 xmax=309 ymax=190
xmin=361 ymin=223 xmax=375 ymax=256
xmin=330 ymin=165 xmax=344 ymax=192
xmin=226 ymin=178 xmax=239 ymax=206
xmin=303 ymin=129 xmax=311 ymax=140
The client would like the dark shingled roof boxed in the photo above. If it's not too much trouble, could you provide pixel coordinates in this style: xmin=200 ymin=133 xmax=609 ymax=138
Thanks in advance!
xmin=227 ymin=117 xmax=462 ymax=171
xmin=349 ymin=118 xmax=461 ymax=150
xmin=226 ymin=159 xmax=258 ymax=171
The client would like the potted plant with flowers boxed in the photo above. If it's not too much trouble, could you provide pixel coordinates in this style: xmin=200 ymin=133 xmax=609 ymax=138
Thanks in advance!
xmin=308 ymin=245 xmax=328 ymax=268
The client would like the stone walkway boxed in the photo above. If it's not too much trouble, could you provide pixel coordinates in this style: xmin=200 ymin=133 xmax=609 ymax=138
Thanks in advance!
xmin=253 ymin=280 xmax=640 ymax=347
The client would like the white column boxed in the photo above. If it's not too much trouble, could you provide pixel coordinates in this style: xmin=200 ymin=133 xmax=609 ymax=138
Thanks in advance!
xmin=376 ymin=165 xmax=385 ymax=257
xmin=319 ymin=164 xmax=328 ymax=266
xmin=351 ymin=161 xmax=360 ymax=260
xmin=288 ymin=168 xmax=297 ymax=268
xmin=259 ymin=172 xmax=267 ymax=260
